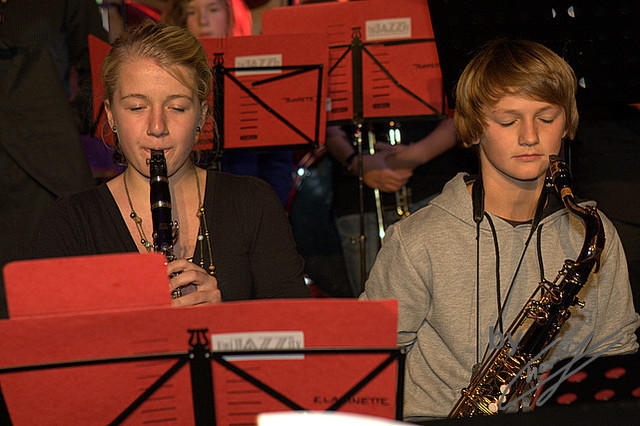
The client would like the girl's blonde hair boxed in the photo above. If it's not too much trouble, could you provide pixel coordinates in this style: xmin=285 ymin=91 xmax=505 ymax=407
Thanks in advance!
xmin=102 ymin=21 xmax=212 ymax=106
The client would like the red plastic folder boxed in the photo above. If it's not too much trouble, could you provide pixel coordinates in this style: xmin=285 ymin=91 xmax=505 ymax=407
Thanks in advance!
xmin=197 ymin=33 xmax=329 ymax=150
xmin=262 ymin=0 xmax=445 ymax=122
xmin=2 ymin=252 xmax=171 ymax=318
xmin=0 ymin=299 xmax=398 ymax=425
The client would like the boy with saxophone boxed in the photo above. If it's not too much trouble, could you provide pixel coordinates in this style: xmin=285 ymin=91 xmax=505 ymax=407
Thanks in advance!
xmin=360 ymin=38 xmax=639 ymax=421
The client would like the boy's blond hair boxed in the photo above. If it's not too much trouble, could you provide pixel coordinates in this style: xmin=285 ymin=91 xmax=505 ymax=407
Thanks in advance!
xmin=454 ymin=39 xmax=578 ymax=147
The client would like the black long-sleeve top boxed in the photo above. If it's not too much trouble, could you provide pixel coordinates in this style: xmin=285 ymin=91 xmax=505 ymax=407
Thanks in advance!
xmin=31 ymin=170 xmax=309 ymax=301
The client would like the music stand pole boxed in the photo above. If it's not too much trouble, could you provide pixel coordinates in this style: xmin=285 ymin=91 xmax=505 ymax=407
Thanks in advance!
xmin=350 ymin=28 xmax=367 ymax=294
xmin=211 ymin=53 xmax=225 ymax=171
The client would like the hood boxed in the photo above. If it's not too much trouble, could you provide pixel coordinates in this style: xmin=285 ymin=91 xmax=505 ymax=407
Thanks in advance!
xmin=429 ymin=172 xmax=585 ymax=232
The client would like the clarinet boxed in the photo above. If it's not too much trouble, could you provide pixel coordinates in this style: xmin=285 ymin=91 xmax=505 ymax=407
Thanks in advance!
xmin=149 ymin=149 xmax=175 ymax=260
xmin=149 ymin=150 xmax=195 ymax=299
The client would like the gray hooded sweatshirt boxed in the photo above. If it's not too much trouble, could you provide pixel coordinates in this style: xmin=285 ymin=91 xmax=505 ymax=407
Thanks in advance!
xmin=361 ymin=173 xmax=639 ymax=421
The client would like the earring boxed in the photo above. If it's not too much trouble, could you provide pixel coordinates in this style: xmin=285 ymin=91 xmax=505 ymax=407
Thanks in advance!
xmin=112 ymin=125 xmax=117 ymax=133
xmin=112 ymin=133 xmax=127 ymax=166
xmin=196 ymin=126 xmax=201 ymax=132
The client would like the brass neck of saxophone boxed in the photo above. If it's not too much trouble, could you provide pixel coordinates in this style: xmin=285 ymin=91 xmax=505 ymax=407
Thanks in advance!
xmin=549 ymin=155 xmax=605 ymax=273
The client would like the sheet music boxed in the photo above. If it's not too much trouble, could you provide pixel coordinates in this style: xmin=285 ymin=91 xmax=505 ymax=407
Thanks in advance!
xmin=262 ymin=0 xmax=446 ymax=123
xmin=198 ymin=34 xmax=328 ymax=150
xmin=89 ymin=34 xmax=328 ymax=152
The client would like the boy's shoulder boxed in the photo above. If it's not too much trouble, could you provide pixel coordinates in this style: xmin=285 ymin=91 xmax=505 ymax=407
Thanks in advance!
xmin=413 ymin=172 xmax=475 ymax=223
xmin=388 ymin=173 xmax=476 ymax=238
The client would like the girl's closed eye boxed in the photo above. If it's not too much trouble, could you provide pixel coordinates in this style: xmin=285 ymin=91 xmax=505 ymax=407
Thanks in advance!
xmin=168 ymin=103 xmax=190 ymax=112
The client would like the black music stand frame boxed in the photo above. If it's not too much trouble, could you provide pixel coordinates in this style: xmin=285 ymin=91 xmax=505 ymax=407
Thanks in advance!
xmin=204 ymin=56 xmax=325 ymax=171
xmin=329 ymin=28 xmax=447 ymax=292
xmin=0 ymin=328 xmax=405 ymax=425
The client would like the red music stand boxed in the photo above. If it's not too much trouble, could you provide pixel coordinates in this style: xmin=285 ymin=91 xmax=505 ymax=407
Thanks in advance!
xmin=263 ymin=0 xmax=447 ymax=290
xmin=0 ymin=300 xmax=402 ymax=425
xmin=198 ymin=34 xmax=329 ymax=152
xmin=88 ymin=33 xmax=329 ymax=154
xmin=1 ymin=254 xmax=402 ymax=425
xmin=262 ymin=0 xmax=447 ymax=125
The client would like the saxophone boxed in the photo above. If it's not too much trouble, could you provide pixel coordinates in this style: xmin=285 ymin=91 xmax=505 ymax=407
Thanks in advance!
xmin=448 ymin=155 xmax=606 ymax=418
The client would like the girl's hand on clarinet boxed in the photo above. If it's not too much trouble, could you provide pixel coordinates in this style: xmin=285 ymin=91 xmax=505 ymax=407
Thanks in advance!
xmin=167 ymin=259 xmax=222 ymax=306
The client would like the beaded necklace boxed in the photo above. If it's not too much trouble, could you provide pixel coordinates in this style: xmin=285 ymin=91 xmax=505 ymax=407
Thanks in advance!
xmin=123 ymin=167 xmax=215 ymax=276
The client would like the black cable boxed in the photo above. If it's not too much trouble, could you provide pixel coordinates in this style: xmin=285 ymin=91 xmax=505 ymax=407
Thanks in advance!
xmin=475 ymin=220 xmax=481 ymax=367
xmin=536 ymin=224 xmax=545 ymax=281
xmin=480 ymin=186 xmax=550 ymax=363
xmin=484 ymin=213 xmax=503 ymax=334
xmin=497 ymin=186 xmax=549 ymax=320
xmin=472 ymin=177 xmax=484 ymax=369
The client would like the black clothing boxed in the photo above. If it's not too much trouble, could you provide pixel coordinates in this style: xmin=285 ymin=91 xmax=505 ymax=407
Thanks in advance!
xmin=31 ymin=171 xmax=309 ymax=302
xmin=0 ymin=45 xmax=96 ymax=319
xmin=0 ymin=0 xmax=109 ymax=130
xmin=0 ymin=0 xmax=108 ymax=318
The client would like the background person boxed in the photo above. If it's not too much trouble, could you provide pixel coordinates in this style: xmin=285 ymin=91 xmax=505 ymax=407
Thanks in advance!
xmin=326 ymin=118 xmax=473 ymax=296
xmin=162 ymin=0 xmax=294 ymax=207
xmin=0 ymin=0 xmax=107 ymax=318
